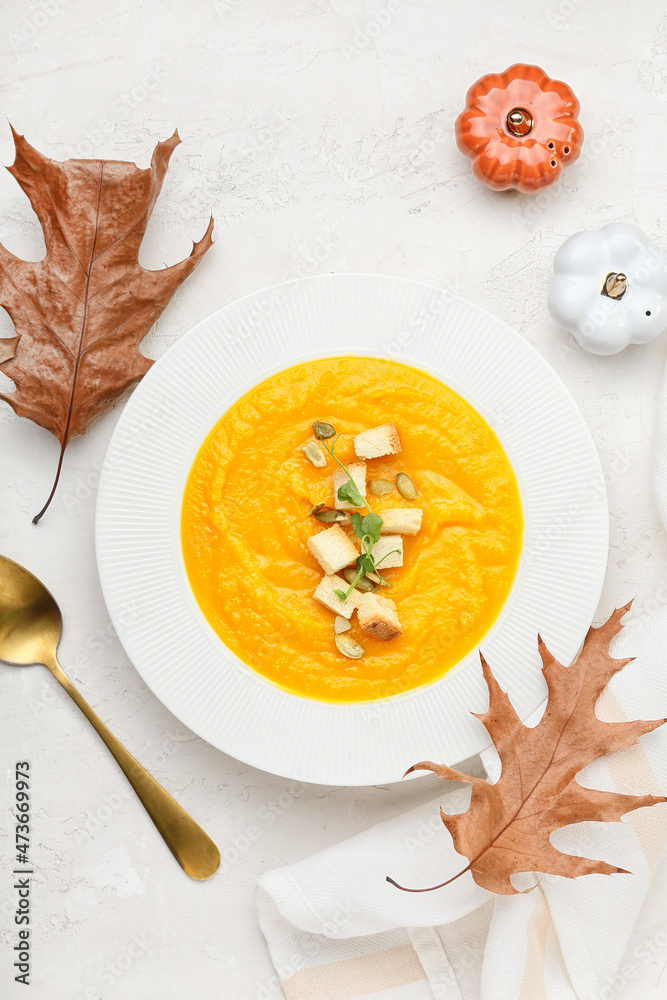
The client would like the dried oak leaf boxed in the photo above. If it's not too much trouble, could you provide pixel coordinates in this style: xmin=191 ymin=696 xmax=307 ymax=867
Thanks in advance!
xmin=0 ymin=127 xmax=214 ymax=522
xmin=388 ymin=605 xmax=666 ymax=896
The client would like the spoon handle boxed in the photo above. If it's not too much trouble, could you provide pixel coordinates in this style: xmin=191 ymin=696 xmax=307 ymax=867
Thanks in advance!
xmin=45 ymin=655 xmax=220 ymax=880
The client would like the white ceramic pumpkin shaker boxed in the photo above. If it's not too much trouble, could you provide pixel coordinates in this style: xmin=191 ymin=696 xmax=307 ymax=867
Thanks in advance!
xmin=548 ymin=222 xmax=667 ymax=355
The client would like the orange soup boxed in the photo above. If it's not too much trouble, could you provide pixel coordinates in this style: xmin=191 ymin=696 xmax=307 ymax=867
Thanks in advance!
xmin=181 ymin=357 xmax=522 ymax=702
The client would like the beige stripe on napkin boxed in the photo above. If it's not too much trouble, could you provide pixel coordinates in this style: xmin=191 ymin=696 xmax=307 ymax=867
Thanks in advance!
xmin=518 ymin=890 xmax=550 ymax=1000
xmin=281 ymin=942 xmax=427 ymax=1000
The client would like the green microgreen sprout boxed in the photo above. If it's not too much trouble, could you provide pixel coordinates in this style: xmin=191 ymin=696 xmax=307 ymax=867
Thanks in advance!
xmin=315 ymin=425 xmax=400 ymax=601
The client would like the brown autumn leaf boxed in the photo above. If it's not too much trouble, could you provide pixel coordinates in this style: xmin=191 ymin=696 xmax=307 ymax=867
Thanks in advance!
xmin=0 ymin=334 xmax=19 ymax=363
xmin=0 ymin=126 xmax=214 ymax=522
xmin=388 ymin=604 xmax=667 ymax=896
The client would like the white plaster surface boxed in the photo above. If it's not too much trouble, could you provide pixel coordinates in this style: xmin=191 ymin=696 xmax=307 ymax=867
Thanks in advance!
xmin=1 ymin=0 xmax=667 ymax=997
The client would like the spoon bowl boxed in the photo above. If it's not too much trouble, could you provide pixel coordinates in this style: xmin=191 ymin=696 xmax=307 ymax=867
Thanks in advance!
xmin=0 ymin=557 xmax=62 ymax=665
xmin=0 ymin=554 xmax=219 ymax=880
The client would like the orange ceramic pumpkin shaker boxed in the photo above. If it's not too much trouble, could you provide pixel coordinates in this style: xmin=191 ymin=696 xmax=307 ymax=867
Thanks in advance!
xmin=455 ymin=64 xmax=583 ymax=193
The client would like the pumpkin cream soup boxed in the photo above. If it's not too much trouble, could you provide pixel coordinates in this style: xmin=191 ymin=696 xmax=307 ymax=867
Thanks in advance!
xmin=181 ymin=357 xmax=522 ymax=702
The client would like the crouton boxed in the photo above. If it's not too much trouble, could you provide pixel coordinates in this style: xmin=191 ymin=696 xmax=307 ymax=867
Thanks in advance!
xmin=307 ymin=523 xmax=358 ymax=576
xmin=371 ymin=534 xmax=403 ymax=569
xmin=313 ymin=574 xmax=360 ymax=619
xmin=357 ymin=592 xmax=402 ymax=641
xmin=379 ymin=508 xmax=423 ymax=535
xmin=354 ymin=424 xmax=401 ymax=460
xmin=333 ymin=462 xmax=367 ymax=510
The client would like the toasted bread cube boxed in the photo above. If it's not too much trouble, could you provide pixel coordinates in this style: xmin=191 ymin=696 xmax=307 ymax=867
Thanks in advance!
xmin=357 ymin=592 xmax=402 ymax=641
xmin=354 ymin=424 xmax=401 ymax=460
xmin=313 ymin=574 xmax=360 ymax=619
xmin=333 ymin=462 xmax=367 ymax=510
xmin=371 ymin=534 xmax=403 ymax=569
xmin=307 ymin=523 xmax=358 ymax=576
xmin=379 ymin=508 xmax=423 ymax=535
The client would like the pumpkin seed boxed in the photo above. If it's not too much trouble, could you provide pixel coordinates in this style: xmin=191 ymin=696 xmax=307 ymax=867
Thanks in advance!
xmin=313 ymin=420 xmax=336 ymax=439
xmin=365 ymin=571 xmax=381 ymax=585
xmin=396 ymin=472 xmax=417 ymax=500
xmin=369 ymin=479 xmax=394 ymax=496
xmin=308 ymin=502 xmax=326 ymax=517
xmin=315 ymin=508 xmax=350 ymax=524
xmin=334 ymin=616 xmax=351 ymax=634
xmin=335 ymin=634 xmax=364 ymax=659
xmin=342 ymin=567 xmax=373 ymax=592
xmin=303 ymin=441 xmax=326 ymax=467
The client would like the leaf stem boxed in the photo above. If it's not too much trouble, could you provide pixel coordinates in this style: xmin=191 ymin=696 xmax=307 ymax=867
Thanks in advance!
xmin=385 ymin=863 xmax=472 ymax=893
xmin=340 ymin=565 xmax=366 ymax=600
xmin=374 ymin=549 xmax=399 ymax=570
xmin=32 ymin=442 xmax=66 ymax=524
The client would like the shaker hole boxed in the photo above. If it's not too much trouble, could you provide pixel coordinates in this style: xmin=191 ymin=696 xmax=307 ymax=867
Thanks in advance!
xmin=547 ymin=142 xmax=555 ymax=149
xmin=646 ymin=310 xmax=652 ymax=316
xmin=563 ymin=145 xmax=571 ymax=154
xmin=550 ymin=159 xmax=557 ymax=167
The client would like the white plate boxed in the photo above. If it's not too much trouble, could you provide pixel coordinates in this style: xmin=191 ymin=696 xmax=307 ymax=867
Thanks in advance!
xmin=96 ymin=274 xmax=608 ymax=786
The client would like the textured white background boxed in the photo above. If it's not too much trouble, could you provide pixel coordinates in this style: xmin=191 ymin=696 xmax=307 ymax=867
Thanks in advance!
xmin=1 ymin=0 xmax=667 ymax=997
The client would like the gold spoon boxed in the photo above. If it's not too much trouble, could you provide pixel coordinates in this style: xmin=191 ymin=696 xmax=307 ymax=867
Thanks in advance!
xmin=0 ymin=555 xmax=220 ymax=880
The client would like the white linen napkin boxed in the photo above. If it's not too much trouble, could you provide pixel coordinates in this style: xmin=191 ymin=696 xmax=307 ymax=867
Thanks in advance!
xmin=256 ymin=605 xmax=667 ymax=999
